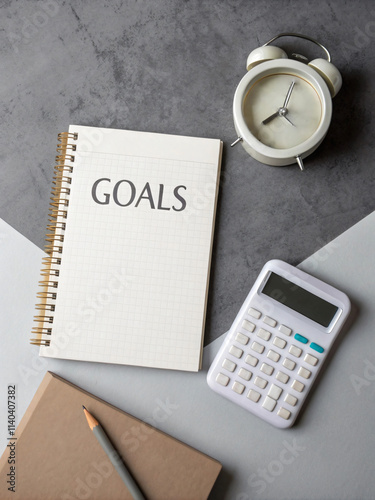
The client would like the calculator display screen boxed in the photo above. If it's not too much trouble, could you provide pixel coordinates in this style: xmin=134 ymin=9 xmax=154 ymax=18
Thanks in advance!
xmin=261 ymin=272 xmax=339 ymax=328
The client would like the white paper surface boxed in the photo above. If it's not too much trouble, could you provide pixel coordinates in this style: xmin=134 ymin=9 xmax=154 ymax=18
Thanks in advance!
xmin=37 ymin=126 xmax=222 ymax=372
xmin=1 ymin=213 xmax=375 ymax=499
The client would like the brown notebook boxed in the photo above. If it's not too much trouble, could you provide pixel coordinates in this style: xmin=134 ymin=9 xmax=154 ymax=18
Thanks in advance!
xmin=0 ymin=372 xmax=221 ymax=499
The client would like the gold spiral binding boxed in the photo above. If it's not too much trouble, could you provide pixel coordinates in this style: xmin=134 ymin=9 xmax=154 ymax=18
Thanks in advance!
xmin=35 ymin=303 xmax=55 ymax=311
xmin=56 ymin=143 xmax=76 ymax=153
xmin=49 ymin=209 xmax=68 ymax=219
xmin=56 ymin=154 xmax=75 ymax=163
xmin=40 ymin=268 xmax=60 ymax=277
xmin=31 ymin=130 xmax=78 ymax=346
xmin=36 ymin=291 xmax=57 ymax=299
xmin=58 ymin=132 xmax=78 ymax=141
xmin=46 ymin=223 xmax=65 ymax=232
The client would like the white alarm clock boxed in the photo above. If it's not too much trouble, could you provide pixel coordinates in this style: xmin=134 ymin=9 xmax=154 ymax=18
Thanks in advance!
xmin=231 ymin=33 xmax=342 ymax=171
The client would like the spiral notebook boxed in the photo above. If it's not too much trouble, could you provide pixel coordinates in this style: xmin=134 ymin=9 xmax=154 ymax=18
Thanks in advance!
xmin=32 ymin=125 xmax=223 ymax=371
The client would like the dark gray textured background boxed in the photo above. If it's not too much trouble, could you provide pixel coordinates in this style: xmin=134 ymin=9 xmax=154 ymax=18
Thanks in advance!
xmin=2 ymin=0 xmax=374 ymax=345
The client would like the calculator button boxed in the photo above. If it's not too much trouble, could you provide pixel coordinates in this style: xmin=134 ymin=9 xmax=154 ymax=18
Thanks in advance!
xmin=257 ymin=328 xmax=271 ymax=341
xmin=251 ymin=341 xmax=265 ymax=354
xmin=248 ymin=308 xmax=262 ymax=319
xmin=247 ymin=389 xmax=261 ymax=403
xmin=289 ymin=345 xmax=302 ymax=358
xmin=267 ymin=350 xmax=280 ymax=363
xmin=216 ymin=373 xmax=229 ymax=386
xmin=238 ymin=368 xmax=252 ymax=381
xmin=277 ymin=407 xmax=291 ymax=420
xmin=304 ymin=353 xmax=318 ymax=366
xmin=254 ymin=376 xmax=268 ymax=389
xmin=235 ymin=332 xmax=249 ymax=345
xmin=268 ymin=384 xmax=283 ymax=400
xmin=260 ymin=363 xmax=274 ymax=376
xmin=222 ymin=358 xmax=236 ymax=372
xmin=294 ymin=333 xmax=308 ymax=344
xmin=242 ymin=320 xmax=255 ymax=333
xmin=279 ymin=324 xmax=292 ymax=336
xmin=263 ymin=316 xmax=277 ymax=328
xmin=262 ymin=396 xmax=277 ymax=412
xmin=283 ymin=358 xmax=296 ymax=371
xmin=232 ymin=381 xmax=245 ymax=394
xmin=310 ymin=342 xmax=324 ymax=353
xmin=291 ymin=380 xmax=305 ymax=392
xmin=273 ymin=337 xmax=286 ymax=349
xmin=245 ymin=354 xmax=259 ymax=367
xmin=298 ymin=367 xmax=311 ymax=379
xmin=276 ymin=371 xmax=290 ymax=384
xmin=229 ymin=345 xmax=243 ymax=358
xmin=284 ymin=393 xmax=298 ymax=406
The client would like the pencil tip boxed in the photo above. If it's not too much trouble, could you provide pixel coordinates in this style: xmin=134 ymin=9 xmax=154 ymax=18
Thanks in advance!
xmin=82 ymin=405 xmax=86 ymax=410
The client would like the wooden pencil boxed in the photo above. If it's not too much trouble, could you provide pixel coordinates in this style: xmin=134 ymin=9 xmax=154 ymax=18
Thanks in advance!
xmin=82 ymin=406 xmax=146 ymax=500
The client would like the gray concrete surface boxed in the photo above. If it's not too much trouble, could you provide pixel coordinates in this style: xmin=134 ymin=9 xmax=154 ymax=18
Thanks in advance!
xmin=1 ymin=0 xmax=375 ymax=345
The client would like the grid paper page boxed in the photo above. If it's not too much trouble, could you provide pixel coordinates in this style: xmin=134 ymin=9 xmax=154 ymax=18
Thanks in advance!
xmin=40 ymin=129 xmax=221 ymax=371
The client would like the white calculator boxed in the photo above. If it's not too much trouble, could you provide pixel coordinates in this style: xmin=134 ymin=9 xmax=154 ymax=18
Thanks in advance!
xmin=207 ymin=260 xmax=351 ymax=428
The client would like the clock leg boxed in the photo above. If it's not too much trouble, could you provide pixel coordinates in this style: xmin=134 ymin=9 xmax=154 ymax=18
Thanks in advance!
xmin=296 ymin=155 xmax=305 ymax=171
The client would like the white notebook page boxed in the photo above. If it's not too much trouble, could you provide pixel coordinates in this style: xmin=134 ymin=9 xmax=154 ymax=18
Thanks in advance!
xmin=39 ymin=126 xmax=222 ymax=371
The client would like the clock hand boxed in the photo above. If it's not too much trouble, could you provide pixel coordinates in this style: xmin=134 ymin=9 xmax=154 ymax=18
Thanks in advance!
xmin=262 ymin=107 xmax=295 ymax=126
xmin=262 ymin=81 xmax=296 ymax=125
xmin=282 ymin=115 xmax=295 ymax=127
xmin=283 ymin=81 xmax=295 ymax=109
xmin=262 ymin=111 xmax=279 ymax=125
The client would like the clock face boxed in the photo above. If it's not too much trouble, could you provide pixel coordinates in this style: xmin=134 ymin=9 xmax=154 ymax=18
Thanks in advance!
xmin=242 ymin=73 xmax=322 ymax=150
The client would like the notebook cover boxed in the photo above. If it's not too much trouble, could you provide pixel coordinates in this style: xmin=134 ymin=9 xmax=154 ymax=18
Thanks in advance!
xmin=0 ymin=371 xmax=221 ymax=499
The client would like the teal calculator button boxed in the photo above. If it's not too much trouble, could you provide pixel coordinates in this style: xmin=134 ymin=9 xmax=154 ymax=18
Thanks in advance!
xmin=294 ymin=333 xmax=308 ymax=344
xmin=310 ymin=342 xmax=324 ymax=353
